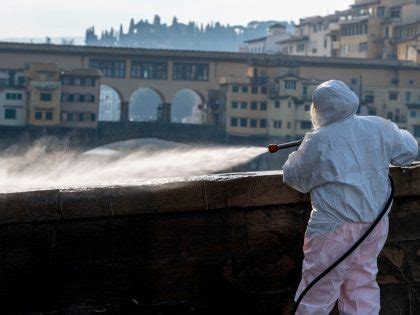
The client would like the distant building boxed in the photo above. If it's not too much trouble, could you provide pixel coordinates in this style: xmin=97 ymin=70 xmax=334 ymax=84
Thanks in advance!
xmin=244 ymin=23 xmax=292 ymax=54
xmin=278 ymin=15 xmax=341 ymax=57
xmin=221 ymin=57 xmax=420 ymax=141
xmin=0 ymin=69 xmax=27 ymax=126
xmin=60 ymin=68 xmax=101 ymax=128
xmin=26 ymin=63 xmax=61 ymax=126
xmin=275 ymin=0 xmax=420 ymax=61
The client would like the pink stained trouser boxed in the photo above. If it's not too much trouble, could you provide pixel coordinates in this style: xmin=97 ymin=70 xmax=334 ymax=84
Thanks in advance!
xmin=295 ymin=216 xmax=389 ymax=315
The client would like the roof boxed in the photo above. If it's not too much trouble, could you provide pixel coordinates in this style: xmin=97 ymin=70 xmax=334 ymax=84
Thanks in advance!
xmin=339 ymin=16 xmax=369 ymax=25
xmin=249 ymin=54 xmax=420 ymax=71
xmin=269 ymin=23 xmax=287 ymax=29
xmin=0 ymin=41 xmax=255 ymax=63
xmin=60 ymin=68 xmax=101 ymax=77
xmin=277 ymin=35 xmax=310 ymax=44
xmin=351 ymin=0 xmax=379 ymax=8
xmin=244 ymin=36 xmax=267 ymax=44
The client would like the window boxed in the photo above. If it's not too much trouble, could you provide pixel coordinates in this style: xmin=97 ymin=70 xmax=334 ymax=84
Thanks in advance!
xmin=389 ymin=92 xmax=398 ymax=101
xmin=79 ymin=95 xmax=85 ymax=102
xmin=304 ymin=104 xmax=310 ymax=111
xmin=231 ymin=101 xmax=238 ymax=109
xmin=261 ymin=86 xmax=268 ymax=94
xmin=351 ymin=78 xmax=357 ymax=85
xmin=85 ymin=78 xmax=96 ymax=86
xmin=250 ymin=119 xmax=257 ymax=128
xmin=273 ymin=120 xmax=282 ymax=129
xmin=300 ymin=121 xmax=312 ymax=129
xmin=275 ymin=101 xmax=280 ymax=108
xmin=406 ymin=92 xmax=411 ymax=102
xmin=231 ymin=117 xmax=238 ymax=127
xmin=241 ymin=86 xmax=248 ymax=93
xmin=260 ymin=102 xmax=267 ymax=111
xmin=131 ymin=61 xmax=168 ymax=80
xmin=377 ymin=6 xmax=385 ymax=18
xmin=61 ymin=112 xmax=68 ymax=121
xmin=232 ymin=85 xmax=239 ymax=93
xmin=91 ymin=113 xmax=96 ymax=122
xmin=287 ymin=122 xmax=291 ymax=129
xmin=35 ymin=111 xmax=42 ymax=120
xmin=303 ymin=86 xmax=308 ymax=97
xmin=297 ymin=43 xmax=305 ymax=52
xmin=324 ymin=39 xmax=327 ymax=49
xmin=86 ymin=94 xmax=95 ymax=103
xmin=285 ymin=80 xmax=297 ymax=90
xmin=89 ymin=59 xmax=126 ymax=78
xmin=359 ymin=42 xmax=368 ymax=52
xmin=365 ymin=95 xmax=374 ymax=103
xmin=368 ymin=108 xmax=377 ymax=115
xmin=251 ymin=86 xmax=258 ymax=94
xmin=251 ymin=102 xmax=258 ymax=110
xmin=6 ymin=93 xmax=22 ymax=100
xmin=240 ymin=102 xmax=247 ymax=109
xmin=4 ymin=108 xmax=16 ymax=120
xmin=410 ymin=110 xmax=417 ymax=118
xmin=40 ymin=93 xmax=52 ymax=101
xmin=259 ymin=119 xmax=267 ymax=128
xmin=240 ymin=118 xmax=247 ymax=127
xmin=288 ymin=100 xmax=292 ymax=108
xmin=390 ymin=7 xmax=401 ymax=19
xmin=415 ymin=126 xmax=420 ymax=137
xmin=173 ymin=63 xmax=209 ymax=81
xmin=45 ymin=111 xmax=53 ymax=120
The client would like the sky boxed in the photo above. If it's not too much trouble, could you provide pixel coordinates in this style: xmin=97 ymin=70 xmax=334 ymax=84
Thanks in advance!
xmin=1 ymin=0 xmax=353 ymax=39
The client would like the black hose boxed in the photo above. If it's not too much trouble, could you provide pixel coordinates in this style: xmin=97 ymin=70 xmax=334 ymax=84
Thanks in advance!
xmin=292 ymin=176 xmax=395 ymax=314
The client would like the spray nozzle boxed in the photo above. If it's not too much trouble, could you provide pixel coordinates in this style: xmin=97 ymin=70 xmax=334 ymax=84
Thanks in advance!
xmin=267 ymin=139 xmax=303 ymax=154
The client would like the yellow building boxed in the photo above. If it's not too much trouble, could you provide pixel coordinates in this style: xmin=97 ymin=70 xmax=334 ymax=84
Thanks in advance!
xmin=26 ymin=63 xmax=61 ymax=126
xmin=222 ymin=56 xmax=420 ymax=141
xmin=60 ymin=68 xmax=101 ymax=128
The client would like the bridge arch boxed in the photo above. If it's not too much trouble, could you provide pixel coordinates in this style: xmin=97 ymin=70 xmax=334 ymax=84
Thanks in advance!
xmin=128 ymin=87 xmax=165 ymax=122
xmin=99 ymin=85 xmax=122 ymax=121
xmin=171 ymin=89 xmax=206 ymax=124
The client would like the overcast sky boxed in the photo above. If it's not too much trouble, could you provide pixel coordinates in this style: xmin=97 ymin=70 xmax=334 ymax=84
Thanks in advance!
xmin=1 ymin=0 xmax=353 ymax=38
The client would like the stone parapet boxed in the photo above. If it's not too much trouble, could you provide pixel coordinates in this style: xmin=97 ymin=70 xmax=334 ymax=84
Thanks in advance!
xmin=0 ymin=164 xmax=418 ymax=313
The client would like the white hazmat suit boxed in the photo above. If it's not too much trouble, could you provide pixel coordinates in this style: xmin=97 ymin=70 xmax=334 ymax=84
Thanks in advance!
xmin=283 ymin=80 xmax=418 ymax=314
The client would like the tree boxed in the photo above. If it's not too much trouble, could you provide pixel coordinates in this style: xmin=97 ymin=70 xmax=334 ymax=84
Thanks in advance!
xmin=153 ymin=14 xmax=161 ymax=26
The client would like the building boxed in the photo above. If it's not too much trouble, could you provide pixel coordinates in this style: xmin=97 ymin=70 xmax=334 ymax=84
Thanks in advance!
xmin=60 ymin=68 xmax=101 ymax=128
xmin=221 ymin=56 xmax=420 ymax=141
xmin=244 ymin=23 xmax=292 ymax=54
xmin=26 ymin=63 xmax=61 ymax=126
xmin=0 ymin=69 xmax=27 ymax=126
xmin=275 ymin=0 xmax=420 ymax=60
xmin=278 ymin=15 xmax=342 ymax=57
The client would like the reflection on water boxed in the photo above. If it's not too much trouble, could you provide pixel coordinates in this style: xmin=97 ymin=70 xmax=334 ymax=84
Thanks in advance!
xmin=0 ymin=138 xmax=267 ymax=193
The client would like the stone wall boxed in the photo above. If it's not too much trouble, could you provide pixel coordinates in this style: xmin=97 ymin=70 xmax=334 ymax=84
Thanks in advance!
xmin=0 ymin=165 xmax=419 ymax=313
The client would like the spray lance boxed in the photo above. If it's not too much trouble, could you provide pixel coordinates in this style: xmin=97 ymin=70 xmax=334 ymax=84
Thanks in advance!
xmin=267 ymin=139 xmax=394 ymax=315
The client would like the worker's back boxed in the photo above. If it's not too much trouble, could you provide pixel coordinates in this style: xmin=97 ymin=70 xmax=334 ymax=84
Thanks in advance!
xmin=283 ymin=80 xmax=418 ymax=228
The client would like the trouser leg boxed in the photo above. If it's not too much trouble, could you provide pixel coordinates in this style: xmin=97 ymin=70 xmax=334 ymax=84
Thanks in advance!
xmin=295 ymin=231 xmax=349 ymax=315
xmin=338 ymin=217 xmax=389 ymax=315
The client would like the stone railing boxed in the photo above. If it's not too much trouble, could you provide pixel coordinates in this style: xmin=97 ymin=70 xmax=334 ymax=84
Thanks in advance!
xmin=0 ymin=164 xmax=419 ymax=313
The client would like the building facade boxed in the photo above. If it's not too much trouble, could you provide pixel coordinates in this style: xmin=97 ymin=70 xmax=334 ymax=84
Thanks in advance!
xmin=60 ymin=68 xmax=101 ymax=128
xmin=244 ymin=24 xmax=292 ymax=54
xmin=222 ymin=57 xmax=420 ymax=141
xmin=0 ymin=69 xmax=27 ymax=126
xmin=26 ymin=63 xmax=62 ymax=126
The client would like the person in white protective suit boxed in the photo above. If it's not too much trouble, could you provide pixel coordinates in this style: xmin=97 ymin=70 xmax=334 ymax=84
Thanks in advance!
xmin=282 ymin=80 xmax=418 ymax=314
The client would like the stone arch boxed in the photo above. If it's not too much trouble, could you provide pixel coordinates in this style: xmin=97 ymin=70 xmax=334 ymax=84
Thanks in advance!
xmin=128 ymin=87 xmax=165 ymax=122
xmin=171 ymin=89 xmax=206 ymax=124
xmin=99 ymin=85 xmax=122 ymax=121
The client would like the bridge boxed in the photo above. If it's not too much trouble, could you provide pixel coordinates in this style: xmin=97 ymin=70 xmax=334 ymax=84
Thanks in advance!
xmin=0 ymin=122 xmax=228 ymax=151
xmin=0 ymin=42 xmax=252 ymax=123
xmin=0 ymin=165 xmax=418 ymax=313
